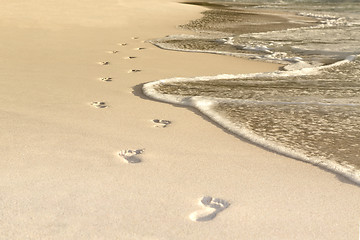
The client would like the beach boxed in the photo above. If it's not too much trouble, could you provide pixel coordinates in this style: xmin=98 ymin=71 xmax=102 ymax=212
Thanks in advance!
xmin=0 ymin=0 xmax=359 ymax=239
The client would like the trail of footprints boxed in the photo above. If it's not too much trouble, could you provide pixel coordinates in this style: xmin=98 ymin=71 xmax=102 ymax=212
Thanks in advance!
xmin=93 ymin=37 xmax=143 ymax=108
xmin=90 ymin=37 xmax=229 ymax=222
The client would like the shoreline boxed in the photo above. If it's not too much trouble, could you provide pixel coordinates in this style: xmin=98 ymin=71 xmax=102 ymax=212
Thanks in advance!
xmin=144 ymin=2 xmax=360 ymax=185
xmin=1 ymin=0 xmax=359 ymax=239
xmin=143 ymin=72 xmax=360 ymax=185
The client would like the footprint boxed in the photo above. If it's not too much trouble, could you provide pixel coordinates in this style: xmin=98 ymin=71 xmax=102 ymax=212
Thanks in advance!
xmin=128 ymin=69 xmax=141 ymax=73
xmin=99 ymin=77 xmax=112 ymax=82
xmin=189 ymin=196 xmax=230 ymax=222
xmin=134 ymin=47 xmax=146 ymax=50
xmin=118 ymin=43 xmax=127 ymax=46
xmin=107 ymin=50 xmax=119 ymax=54
xmin=90 ymin=102 xmax=108 ymax=108
xmin=98 ymin=61 xmax=110 ymax=65
xmin=123 ymin=56 xmax=137 ymax=59
xmin=118 ymin=149 xmax=144 ymax=163
xmin=132 ymin=37 xmax=139 ymax=40
xmin=153 ymin=119 xmax=171 ymax=128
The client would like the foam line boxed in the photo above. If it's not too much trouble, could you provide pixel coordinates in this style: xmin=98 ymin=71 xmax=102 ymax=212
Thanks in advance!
xmin=143 ymin=63 xmax=360 ymax=185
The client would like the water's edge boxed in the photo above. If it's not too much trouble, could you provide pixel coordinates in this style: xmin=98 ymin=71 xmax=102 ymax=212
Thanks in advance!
xmin=142 ymin=71 xmax=360 ymax=185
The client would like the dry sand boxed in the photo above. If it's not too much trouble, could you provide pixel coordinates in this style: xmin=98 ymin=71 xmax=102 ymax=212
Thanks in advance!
xmin=0 ymin=0 xmax=359 ymax=239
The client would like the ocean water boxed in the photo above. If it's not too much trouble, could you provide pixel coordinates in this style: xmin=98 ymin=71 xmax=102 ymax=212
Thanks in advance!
xmin=143 ymin=0 xmax=360 ymax=184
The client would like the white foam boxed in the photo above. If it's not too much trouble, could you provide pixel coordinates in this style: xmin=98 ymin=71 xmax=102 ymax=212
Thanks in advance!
xmin=318 ymin=54 xmax=359 ymax=70
xmin=149 ymin=36 xmax=290 ymax=65
xmin=222 ymin=37 xmax=234 ymax=45
xmin=243 ymin=45 xmax=272 ymax=54
xmin=283 ymin=60 xmax=314 ymax=71
xmin=298 ymin=12 xmax=349 ymax=27
xmin=151 ymin=34 xmax=358 ymax=70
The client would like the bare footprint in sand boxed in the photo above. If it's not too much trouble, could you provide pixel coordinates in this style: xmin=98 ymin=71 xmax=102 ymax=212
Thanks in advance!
xmin=98 ymin=61 xmax=110 ymax=65
xmin=189 ymin=196 xmax=230 ymax=222
xmin=99 ymin=77 xmax=112 ymax=82
xmin=107 ymin=50 xmax=119 ymax=54
xmin=128 ymin=69 xmax=141 ymax=73
xmin=153 ymin=119 xmax=171 ymax=128
xmin=118 ymin=43 xmax=127 ymax=46
xmin=134 ymin=47 xmax=146 ymax=50
xmin=123 ymin=56 xmax=137 ymax=59
xmin=118 ymin=149 xmax=144 ymax=163
xmin=91 ymin=102 xmax=108 ymax=108
xmin=132 ymin=37 xmax=139 ymax=40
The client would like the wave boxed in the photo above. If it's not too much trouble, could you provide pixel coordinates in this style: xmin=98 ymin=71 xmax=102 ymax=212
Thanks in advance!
xmin=143 ymin=58 xmax=360 ymax=185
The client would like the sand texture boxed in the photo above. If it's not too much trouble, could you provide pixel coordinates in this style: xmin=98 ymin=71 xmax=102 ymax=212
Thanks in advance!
xmin=0 ymin=0 xmax=359 ymax=239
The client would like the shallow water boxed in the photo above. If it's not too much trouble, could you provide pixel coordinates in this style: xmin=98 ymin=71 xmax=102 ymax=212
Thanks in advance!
xmin=145 ymin=0 xmax=360 ymax=183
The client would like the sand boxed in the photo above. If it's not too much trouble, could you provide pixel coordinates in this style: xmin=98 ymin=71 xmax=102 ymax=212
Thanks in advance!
xmin=0 ymin=0 xmax=359 ymax=239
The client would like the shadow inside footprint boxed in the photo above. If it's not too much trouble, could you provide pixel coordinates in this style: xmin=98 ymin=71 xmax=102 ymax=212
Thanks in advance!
xmin=128 ymin=69 xmax=141 ymax=73
xmin=118 ymin=149 xmax=144 ymax=163
xmin=189 ymin=196 xmax=230 ymax=222
xmin=98 ymin=61 xmax=110 ymax=65
xmin=153 ymin=119 xmax=171 ymax=128
xmin=124 ymin=56 xmax=137 ymax=59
